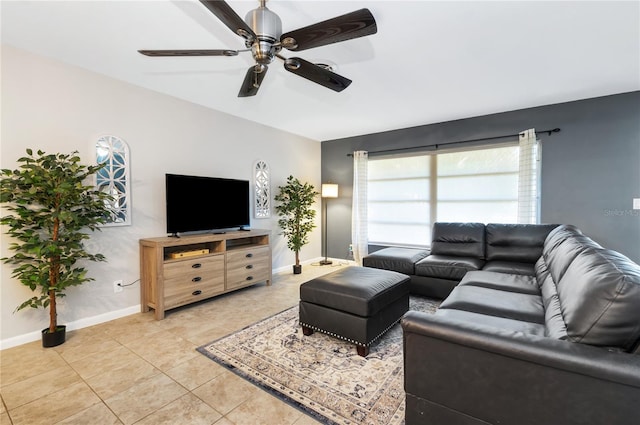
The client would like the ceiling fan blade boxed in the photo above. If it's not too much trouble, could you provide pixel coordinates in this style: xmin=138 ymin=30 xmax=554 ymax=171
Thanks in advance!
xmin=284 ymin=58 xmax=351 ymax=92
xmin=199 ymin=0 xmax=256 ymax=42
xmin=238 ymin=65 xmax=268 ymax=97
xmin=280 ymin=8 xmax=376 ymax=52
xmin=138 ymin=49 xmax=238 ymax=57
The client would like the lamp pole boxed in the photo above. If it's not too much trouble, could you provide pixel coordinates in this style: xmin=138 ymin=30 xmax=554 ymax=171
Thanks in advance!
xmin=320 ymin=183 xmax=338 ymax=266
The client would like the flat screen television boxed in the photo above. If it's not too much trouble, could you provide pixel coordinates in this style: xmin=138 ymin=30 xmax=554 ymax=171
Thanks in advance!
xmin=165 ymin=173 xmax=250 ymax=235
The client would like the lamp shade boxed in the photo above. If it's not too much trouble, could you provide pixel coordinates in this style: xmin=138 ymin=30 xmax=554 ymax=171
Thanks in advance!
xmin=321 ymin=183 xmax=339 ymax=198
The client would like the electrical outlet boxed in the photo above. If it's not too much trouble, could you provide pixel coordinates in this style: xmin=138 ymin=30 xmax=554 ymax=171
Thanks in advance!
xmin=113 ymin=280 xmax=123 ymax=293
xmin=348 ymin=244 xmax=353 ymax=253
xmin=633 ymin=198 xmax=640 ymax=210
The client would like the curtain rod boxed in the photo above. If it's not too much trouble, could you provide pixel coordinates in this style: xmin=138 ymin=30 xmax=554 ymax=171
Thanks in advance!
xmin=346 ymin=128 xmax=561 ymax=157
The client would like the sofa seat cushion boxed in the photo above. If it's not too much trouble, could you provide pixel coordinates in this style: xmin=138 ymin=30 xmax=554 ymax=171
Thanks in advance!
xmin=482 ymin=260 xmax=535 ymax=276
xmin=415 ymin=255 xmax=485 ymax=281
xmin=459 ymin=271 xmax=540 ymax=296
xmin=362 ymin=247 xmax=430 ymax=275
xmin=299 ymin=266 xmax=410 ymax=317
xmin=434 ymin=308 xmax=546 ymax=336
xmin=439 ymin=285 xmax=545 ymax=324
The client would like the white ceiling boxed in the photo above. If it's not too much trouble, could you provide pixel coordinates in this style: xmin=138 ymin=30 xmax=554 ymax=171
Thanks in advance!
xmin=2 ymin=1 xmax=639 ymax=141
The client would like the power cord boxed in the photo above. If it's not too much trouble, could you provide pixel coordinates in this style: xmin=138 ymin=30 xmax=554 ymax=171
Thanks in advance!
xmin=117 ymin=278 xmax=140 ymax=288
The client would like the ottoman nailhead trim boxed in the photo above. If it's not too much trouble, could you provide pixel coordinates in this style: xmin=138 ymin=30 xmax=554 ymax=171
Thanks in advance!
xmin=299 ymin=318 xmax=402 ymax=348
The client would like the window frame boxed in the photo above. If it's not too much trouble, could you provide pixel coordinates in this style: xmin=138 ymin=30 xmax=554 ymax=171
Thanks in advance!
xmin=367 ymin=142 xmax=520 ymax=247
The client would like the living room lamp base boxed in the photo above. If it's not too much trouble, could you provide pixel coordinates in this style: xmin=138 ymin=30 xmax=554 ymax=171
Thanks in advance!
xmin=319 ymin=259 xmax=333 ymax=266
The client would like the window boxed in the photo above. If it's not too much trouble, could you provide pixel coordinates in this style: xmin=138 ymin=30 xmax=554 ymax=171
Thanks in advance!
xmin=95 ymin=135 xmax=131 ymax=226
xmin=368 ymin=156 xmax=431 ymax=246
xmin=368 ymin=144 xmax=519 ymax=246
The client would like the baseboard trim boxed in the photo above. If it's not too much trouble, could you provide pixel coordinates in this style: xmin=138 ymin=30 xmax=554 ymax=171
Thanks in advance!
xmin=0 ymin=305 xmax=141 ymax=350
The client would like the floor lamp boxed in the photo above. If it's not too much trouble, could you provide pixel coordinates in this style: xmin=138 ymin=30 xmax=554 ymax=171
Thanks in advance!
xmin=320 ymin=183 xmax=338 ymax=265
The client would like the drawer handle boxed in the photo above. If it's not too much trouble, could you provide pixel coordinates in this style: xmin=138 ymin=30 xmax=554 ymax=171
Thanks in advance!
xmin=192 ymin=277 xmax=202 ymax=282
xmin=246 ymin=276 xmax=253 ymax=281
xmin=245 ymin=265 xmax=253 ymax=270
xmin=245 ymin=253 xmax=253 ymax=258
xmin=192 ymin=263 xmax=202 ymax=269
xmin=192 ymin=290 xmax=202 ymax=296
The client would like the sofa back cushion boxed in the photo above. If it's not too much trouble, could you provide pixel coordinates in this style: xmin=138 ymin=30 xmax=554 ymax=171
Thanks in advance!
xmin=486 ymin=223 xmax=559 ymax=263
xmin=543 ymin=232 xmax=602 ymax=285
xmin=430 ymin=222 xmax=485 ymax=259
xmin=556 ymin=248 xmax=640 ymax=351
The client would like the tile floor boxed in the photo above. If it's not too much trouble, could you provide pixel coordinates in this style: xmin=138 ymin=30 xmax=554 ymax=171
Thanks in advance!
xmin=1 ymin=262 xmax=351 ymax=425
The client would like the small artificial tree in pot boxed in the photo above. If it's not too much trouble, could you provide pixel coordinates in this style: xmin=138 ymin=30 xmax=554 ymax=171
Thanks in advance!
xmin=274 ymin=175 xmax=318 ymax=274
xmin=0 ymin=149 xmax=112 ymax=347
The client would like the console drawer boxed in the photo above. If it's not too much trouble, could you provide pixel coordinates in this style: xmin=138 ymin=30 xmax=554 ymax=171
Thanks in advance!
xmin=226 ymin=246 xmax=270 ymax=290
xmin=163 ymin=255 xmax=225 ymax=308
xmin=163 ymin=255 xmax=223 ymax=280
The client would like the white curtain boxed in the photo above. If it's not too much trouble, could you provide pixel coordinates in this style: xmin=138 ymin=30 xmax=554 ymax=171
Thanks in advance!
xmin=518 ymin=129 xmax=540 ymax=224
xmin=351 ymin=151 xmax=369 ymax=265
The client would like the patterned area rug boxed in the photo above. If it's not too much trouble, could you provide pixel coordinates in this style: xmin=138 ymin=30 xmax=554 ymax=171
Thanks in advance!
xmin=197 ymin=296 xmax=439 ymax=425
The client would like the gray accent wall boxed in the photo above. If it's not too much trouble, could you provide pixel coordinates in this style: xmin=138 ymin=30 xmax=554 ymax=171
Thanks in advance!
xmin=322 ymin=91 xmax=640 ymax=264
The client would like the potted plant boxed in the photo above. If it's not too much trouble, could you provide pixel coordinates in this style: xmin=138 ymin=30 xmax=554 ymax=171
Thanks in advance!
xmin=0 ymin=149 xmax=111 ymax=347
xmin=274 ymin=175 xmax=318 ymax=274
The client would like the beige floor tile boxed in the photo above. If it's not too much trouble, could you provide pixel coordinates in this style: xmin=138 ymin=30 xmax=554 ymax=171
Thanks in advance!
xmin=54 ymin=402 xmax=121 ymax=424
xmin=192 ymin=370 xmax=262 ymax=415
xmin=104 ymin=373 xmax=187 ymax=425
xmin=68 ymin=344 xmax=142 ymax=379
xmin=99 ymin=313 xmax=165 ymax=345
xmin=1 ymin=364 xmax=81 ymax=410
xmin=156 ymin=314 xmax=236 ymax=347
xmin=134 ymin=393 xmax=222 ymax=425
xmin=124 ymin=332 xmax=200 ymax=371
xmin=7 ymin=381 xmax=101 ymax=425
xmin=213 ymin=418 xmax=235 ymax=425
xmin=84 ymin=356 xmax=160 ymax=400
xmin=226 ymin=390 xmax=303 ymax=425
xmin=164 ymin=354 xmax=226 ymax=391
xmin=0 ymin=394 xmax=5 ymax=413
xmin=185 ymin=325 xmax=238 ymax=346
xmin=51 ymin=325 xmax=113 ymax=354
xmin=57 ymin=335 xmax=123 ymax=364
xmin=0 ymin=342 xmax=68 ymax=387
xmin=0 ymin=412 xmax=11 ymax=425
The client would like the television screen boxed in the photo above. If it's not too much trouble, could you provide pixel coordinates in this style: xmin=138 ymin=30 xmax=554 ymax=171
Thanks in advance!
xmin=165 ymin=174 xmax=250 ymax=235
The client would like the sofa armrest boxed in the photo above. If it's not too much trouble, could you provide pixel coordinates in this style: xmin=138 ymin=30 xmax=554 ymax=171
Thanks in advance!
xmin=401 ymin=311 xmax=640 ymax=425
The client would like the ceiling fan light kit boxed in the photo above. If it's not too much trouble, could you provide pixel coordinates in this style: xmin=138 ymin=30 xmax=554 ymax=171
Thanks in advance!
xmin=138 ymin=0 xmax=377 ymax=97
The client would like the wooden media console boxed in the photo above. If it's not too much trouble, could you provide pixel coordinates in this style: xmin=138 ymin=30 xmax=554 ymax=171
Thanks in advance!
xmin=139 ymin=229 xmax=271 ymax=320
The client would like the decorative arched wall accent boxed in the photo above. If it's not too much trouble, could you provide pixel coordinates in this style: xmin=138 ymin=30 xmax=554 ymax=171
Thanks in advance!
xmin=95 ymin=135 xmax=131 ymax=226
xmin=254 ymin=160 xmax=270 ymax=218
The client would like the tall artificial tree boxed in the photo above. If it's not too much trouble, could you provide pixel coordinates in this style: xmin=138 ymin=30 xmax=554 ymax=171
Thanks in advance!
xmin=0 ymin=149 xmax=111 ymax=340
xmin=274 ymin=175 xmax=318 ymax=273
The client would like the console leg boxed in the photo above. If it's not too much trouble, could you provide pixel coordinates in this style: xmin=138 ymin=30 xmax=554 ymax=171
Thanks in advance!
xmin=302 ymin=326 xmax=314 ymax=336
xmin=357 ymin=346 xmax=369 ymax=357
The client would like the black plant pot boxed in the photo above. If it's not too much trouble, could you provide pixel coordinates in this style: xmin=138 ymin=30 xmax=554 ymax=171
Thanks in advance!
xmin=293 ymin=264 xmax=302 ymax=274
xmin=42 ymin=325 xmax=66 ymax=348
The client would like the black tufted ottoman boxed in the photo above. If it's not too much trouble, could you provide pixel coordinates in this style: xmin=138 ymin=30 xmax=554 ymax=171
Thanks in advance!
xmin=299 ymin=266 xmax=410 ymax=356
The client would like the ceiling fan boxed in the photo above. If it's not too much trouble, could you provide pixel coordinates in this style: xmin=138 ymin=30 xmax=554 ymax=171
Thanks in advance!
xmin=138 ymin=0 xmax=377 ymax=97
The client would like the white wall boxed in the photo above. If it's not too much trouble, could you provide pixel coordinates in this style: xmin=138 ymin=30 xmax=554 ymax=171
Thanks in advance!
xmin=0 ymin=45 xmax=322 ymax=348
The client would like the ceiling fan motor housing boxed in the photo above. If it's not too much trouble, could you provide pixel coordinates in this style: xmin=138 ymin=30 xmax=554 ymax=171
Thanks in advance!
xmin=245 ymin=6 xmax=282 ymax=64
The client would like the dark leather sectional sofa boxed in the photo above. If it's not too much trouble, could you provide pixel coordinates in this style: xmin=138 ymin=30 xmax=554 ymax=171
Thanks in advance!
xmin=364 ymin=222 xmax=559 ymax=298
xmin=363 ymin=222 xmax=640 ymax=425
